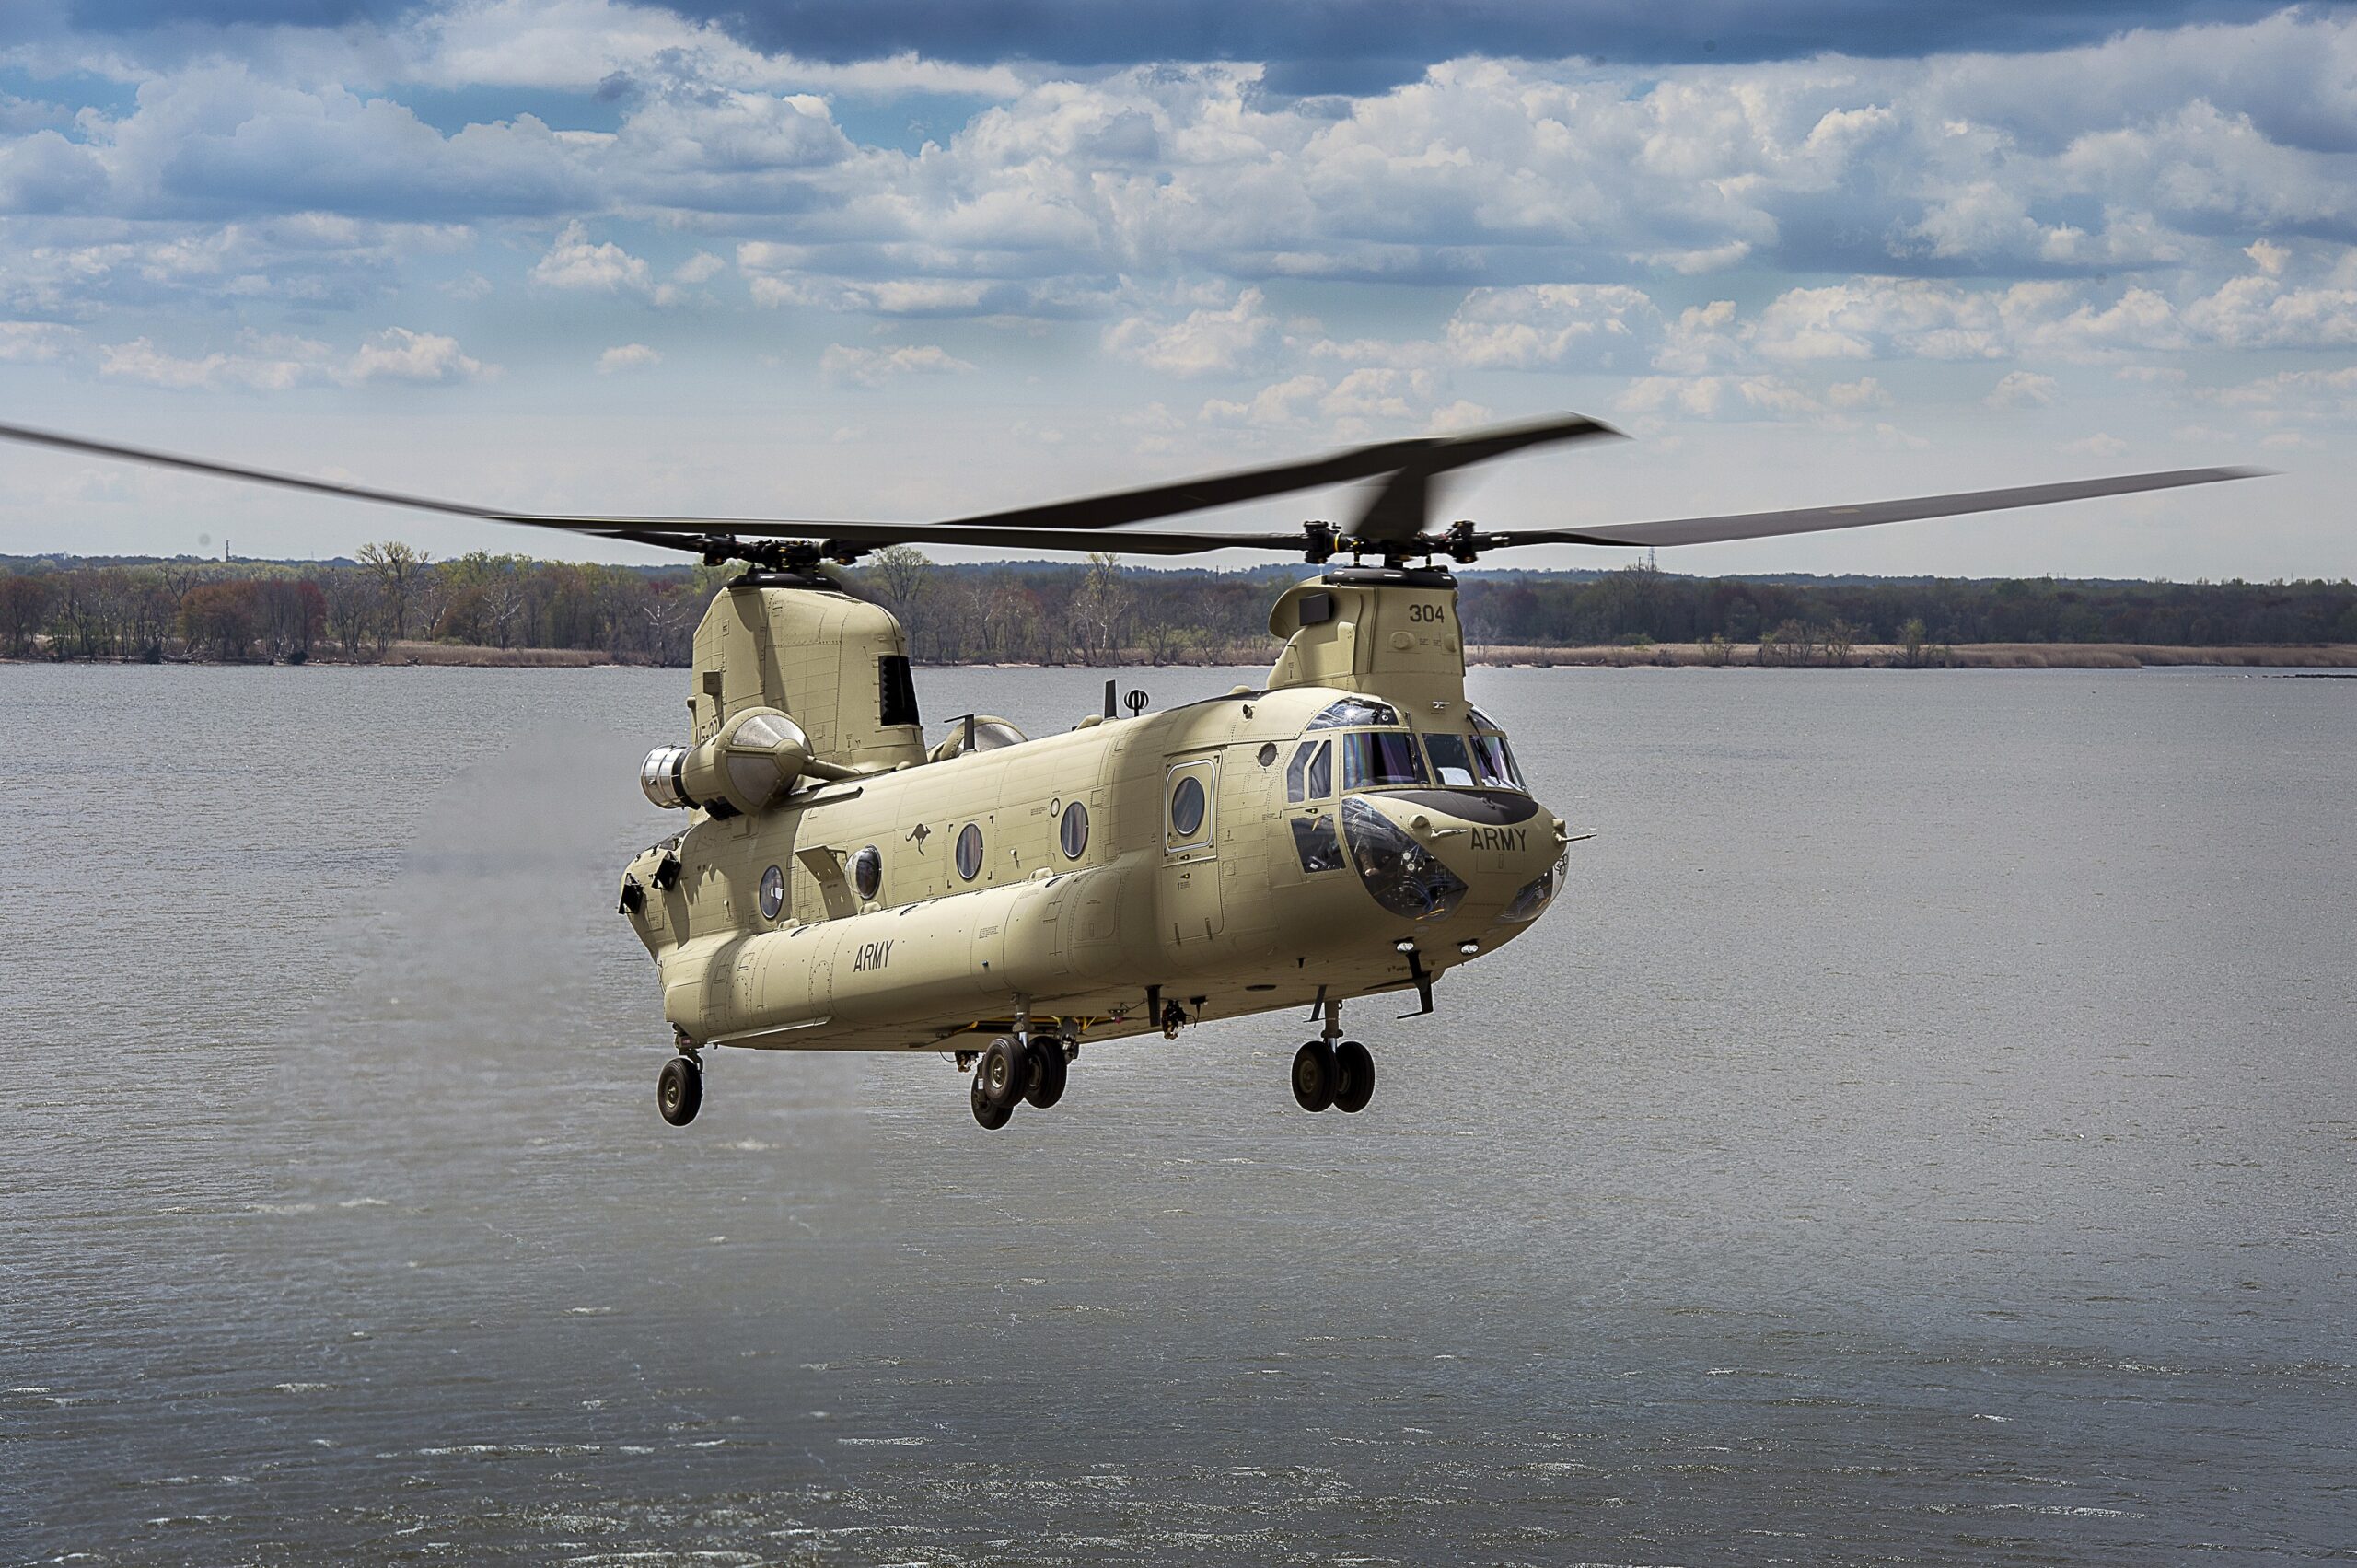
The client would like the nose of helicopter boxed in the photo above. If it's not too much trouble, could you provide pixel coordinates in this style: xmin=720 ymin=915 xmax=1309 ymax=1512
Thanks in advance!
xmin=1340 ymin=788 xmax=1564 ymax=930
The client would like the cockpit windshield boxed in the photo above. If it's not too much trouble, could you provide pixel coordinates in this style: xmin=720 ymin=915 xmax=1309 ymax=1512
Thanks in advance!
xmin=1341 ymin=730 xmax=1428 ymax=789
xmin=1426 ymin=727 xmax=1526 ymax=790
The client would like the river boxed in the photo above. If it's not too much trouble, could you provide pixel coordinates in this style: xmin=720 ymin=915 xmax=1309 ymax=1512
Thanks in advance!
xmin=3 ymin=661 xmax=2351 ymax=1564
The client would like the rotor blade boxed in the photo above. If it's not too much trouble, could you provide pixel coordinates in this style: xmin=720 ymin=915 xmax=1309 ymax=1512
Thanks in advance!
xmin=0 ymin=419 xmax=641 ymax=527
xmin=0 ymin=415 xmax=1607 ymax=542
xmin=1481 ymin=466 xmax=2265 ymax=551
xmin=559 ymin=517 xmax=1313 ymax=557
xmin=920 ymin=418 xmax=1616 ymax=535
xmin=1352 ymin=413 xmax=1624 ymax=542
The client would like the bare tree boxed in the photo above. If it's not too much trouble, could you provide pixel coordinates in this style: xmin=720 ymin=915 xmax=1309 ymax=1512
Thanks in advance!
xmin=1070 ymin=552 xmax=1132 ymax=660
xmin=357 ymin=540 xmax=430 ymax=644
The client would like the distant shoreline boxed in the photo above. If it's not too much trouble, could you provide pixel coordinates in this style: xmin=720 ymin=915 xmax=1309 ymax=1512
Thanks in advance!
xmin=6 ymin=640 xmax=2357 ymax=671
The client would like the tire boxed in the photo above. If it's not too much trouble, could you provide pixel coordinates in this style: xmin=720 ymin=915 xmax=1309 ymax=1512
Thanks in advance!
xmin=1024 ymin=1038 xmax=1068 ymax=1109
xmin=1331 ymin=1040 xmax=1376 ymax=1114
xmin=1291 ymin=1040 xmax=1335 ymax=1112
xmin=657 ymin=1054 xmax=702 ymax=1126
xmin=970 ymin=1070 xmax=1014 ymax=1130
xmin=978 ymin=1036 xmax=1027 ymax=1112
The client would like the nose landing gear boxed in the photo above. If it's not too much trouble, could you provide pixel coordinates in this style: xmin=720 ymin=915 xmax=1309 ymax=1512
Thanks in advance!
xmin=1291 ymin=999 xmax=1376 ymax=1114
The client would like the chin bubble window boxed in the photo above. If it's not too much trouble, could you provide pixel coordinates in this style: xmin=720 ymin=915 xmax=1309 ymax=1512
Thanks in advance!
xmin=1060 ymin=801 xmax=1089 ymax=859
xmin=956 ymin=823 xmax=983 ymax=881
xmin=1342 ymin=797 xmax=1467 ymax=921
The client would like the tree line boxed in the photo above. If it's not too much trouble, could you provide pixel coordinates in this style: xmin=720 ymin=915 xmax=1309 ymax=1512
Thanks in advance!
xmin=2 ymin=545 xmax=2351 ymax=665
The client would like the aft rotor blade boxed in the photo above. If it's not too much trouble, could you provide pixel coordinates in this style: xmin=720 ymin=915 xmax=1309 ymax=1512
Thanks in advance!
xmin=1484 ymin=467 xmax=2265 ymax=551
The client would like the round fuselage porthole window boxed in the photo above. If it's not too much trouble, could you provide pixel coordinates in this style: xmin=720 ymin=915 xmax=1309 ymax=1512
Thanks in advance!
xmin=758 ymin=864 xmax=785 ymax=921
xmin=1060 ymin=801 xmax=1089 ymax=859
xmin=956 ymin=823 xmax=983 ymax=880
xmin=852 ymin=845 xmax=882 ymax=901
xmin=1169 ymin=776 xmax=1206 ymax=838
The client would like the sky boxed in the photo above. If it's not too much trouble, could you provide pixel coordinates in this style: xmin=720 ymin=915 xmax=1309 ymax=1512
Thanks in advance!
xmin=2 ymin=0 xmax=2355 ymax=579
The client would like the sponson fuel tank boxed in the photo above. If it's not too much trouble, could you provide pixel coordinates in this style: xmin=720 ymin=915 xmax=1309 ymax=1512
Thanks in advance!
xmin=662 ymin=867 xmax=1141 ymax=1050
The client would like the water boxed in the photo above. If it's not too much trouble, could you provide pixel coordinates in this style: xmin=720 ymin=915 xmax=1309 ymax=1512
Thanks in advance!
xmin=3 ymin=661 xmax=2351 ymax=1564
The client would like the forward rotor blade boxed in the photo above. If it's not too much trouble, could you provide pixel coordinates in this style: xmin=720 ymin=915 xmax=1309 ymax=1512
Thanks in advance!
xmin=0 ymin=414 xmax=1611 ymax=544
xmin=560 ymin=517 xmax=1309 ymax=557
xmin=919 ymin=416 xmax=1615 ymax=535
xmin=1484 ymin=466 xmax=2265 ymax=551
xmin=1352 ymin=413 xmax=1623 ymax=542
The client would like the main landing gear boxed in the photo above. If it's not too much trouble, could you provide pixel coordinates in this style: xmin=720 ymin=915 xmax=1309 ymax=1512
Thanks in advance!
xmin=969 ymin=1033 xmax=1071 ymax=1130
xmin=1291 ymin=998 xmax=1376 ymax=1114
xmin=657 ymin=1051 xmax=702 ymax=1126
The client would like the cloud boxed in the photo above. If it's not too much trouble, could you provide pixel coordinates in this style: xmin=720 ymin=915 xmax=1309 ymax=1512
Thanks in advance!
xmin=530 ymin=221 xmax=654 ymax=293
xmin=96 ymin=326 xmax=489 ymax=389
xmin=1105 ymin=288 xmax=1272 ymax=377
xmin=344 ymin=326 xmax=487 ymax=381
xmin=597 ymin=342 xmax=661 ymax=373
xmin=1986 ymin=370 xmax=2060 ymax=408
xmin=1441 ymin=285 xmax=1662 ymax=371
xmin=819 ymin=342 xmax=977 ymax=386
xmin=0 ymin=320 xmax=80 ymax=362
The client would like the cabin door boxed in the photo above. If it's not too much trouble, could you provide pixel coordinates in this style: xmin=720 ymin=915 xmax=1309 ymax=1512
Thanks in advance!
xmin=1161 ymin=753 xmax=1223 ymax=943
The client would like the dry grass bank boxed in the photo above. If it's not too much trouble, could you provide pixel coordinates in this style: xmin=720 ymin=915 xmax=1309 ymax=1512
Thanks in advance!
xmin=347 ymin=641 xmax=618 ymax=668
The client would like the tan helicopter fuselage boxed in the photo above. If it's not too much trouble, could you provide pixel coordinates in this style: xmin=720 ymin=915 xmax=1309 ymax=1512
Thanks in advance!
xmin=618 ymin=568 xmax=1568 ymax=1056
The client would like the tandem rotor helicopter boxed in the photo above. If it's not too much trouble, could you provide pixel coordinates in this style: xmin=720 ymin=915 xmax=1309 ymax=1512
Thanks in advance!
xmin=0 ymin=416 xmax=2255 ymax=1130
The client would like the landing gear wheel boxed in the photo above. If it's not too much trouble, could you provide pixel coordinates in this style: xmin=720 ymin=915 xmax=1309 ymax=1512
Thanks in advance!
xmin=1023 ymin=1038 xmax=1068 ymax=1109
xmin=1291 ymin=1040 xmax=1336 ymax=1112
xmin=975 ymin=1035 xmax=1027 ymax=1122
xmin=657 ymin=1054 xmax=702 ymax=1127
xmin=1330 ymin=1040 xmax=1375 ymax=1114
xmin=970 ymin=1070 xmax=1014 ymax=1130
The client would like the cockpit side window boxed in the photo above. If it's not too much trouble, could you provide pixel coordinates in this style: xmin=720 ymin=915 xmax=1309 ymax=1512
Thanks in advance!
xmin=1424 ymin=733 xmax=1479 ymax=787
xmin=1286 ymin=738 xmax=1332 ymax=803
xmin=1469 ymin=733 xmax=1526 ymax=789
xmin=1341 ymin=731 xmax=1428 ymax=790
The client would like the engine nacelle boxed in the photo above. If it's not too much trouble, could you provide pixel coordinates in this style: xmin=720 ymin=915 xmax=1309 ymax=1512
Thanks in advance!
xmin=642 ymin=707 xmax=832 ymax=817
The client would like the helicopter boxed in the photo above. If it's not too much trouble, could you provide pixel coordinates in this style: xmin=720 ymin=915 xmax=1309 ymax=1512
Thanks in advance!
xmin=0 ymin=416 xmax=2256 ymax=1130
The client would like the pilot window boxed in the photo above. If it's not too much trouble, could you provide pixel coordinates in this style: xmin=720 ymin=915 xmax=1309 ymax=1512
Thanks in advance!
xmin=1424 ymin=732 xmax=1479 ymax=787
xmin=1286 ymin=738 xmax=1332 ymax=803
xmin=1340 ymin=730 xmax=1428 ymax=790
